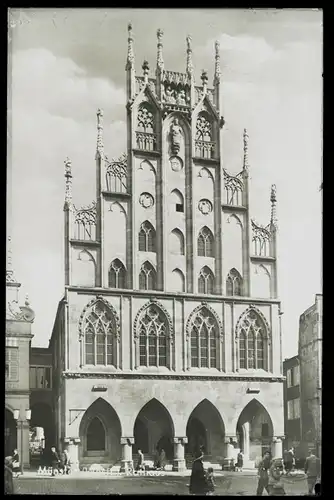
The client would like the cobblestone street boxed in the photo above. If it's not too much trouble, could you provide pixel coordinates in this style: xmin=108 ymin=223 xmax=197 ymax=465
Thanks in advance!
xmin=14 ymin=472 xmax=311 ymax=495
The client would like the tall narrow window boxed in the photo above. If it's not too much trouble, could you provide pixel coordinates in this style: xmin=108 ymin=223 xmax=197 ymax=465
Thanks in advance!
xmin=237 ymin=309 xmax=268 ymax=371
xmin=239 ymin=332 xmax=246 ymax=369
xmin=226 ymin=268 xmax=243 ymax=296
xmin=5 ymin=347 xmax=19 ymax=382
xmin=139 ymin=221 xmax=156 ymax=252
xmin=108 ymin=259 xmax=127 ymax=289
xmin=197 ymin=227 xmax=214 ymax=257
xmin=256 ymin=333 xmax=264 ymax=369
xmin=189 ymin=307 xmax=218 ymax=368
xmin=171 ymin=189 xmax=184 ymax=213
xmin=198 ymin=266 xmax=215 ymax=295
xmin=139 ymin=261 xmax=157 ymax=291
xmin=83 ymin=301 xmax=117 ymax=366
xmin=138 ymin=305 xmax=169 ymax=367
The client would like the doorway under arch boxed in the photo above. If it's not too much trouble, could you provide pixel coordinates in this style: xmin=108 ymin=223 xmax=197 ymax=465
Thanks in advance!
xmin=133 ymin=399 xmax=175 ymax=460
xmin=30 ymin=402 xmax=55 ymax=466
xmin=186 ymin=399 xmax=225 ymax=461
xmin=5 ymin=409 xmax=17 ymax=457
xmin=79 ymin=398 xmax=122 ymax=466
xmin=236 ymin=399 xmax=274 ymax=463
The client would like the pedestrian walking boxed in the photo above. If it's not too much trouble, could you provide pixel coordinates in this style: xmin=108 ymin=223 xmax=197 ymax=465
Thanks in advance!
xmin=268 ymin=458 xmax=285 ymax=496
xmin=11 ymin=449 xmax=20 ymax=478
xmin=285 ymin=447 xmax=294 ymax=475
xmin=136 ymin=449 xmax=145 ymax=471
xmin=304 ymin=449 xmax=321 ymax=496
xmin=236 ymin=451 xmax=244 ymax=472
xmin=50 ymin=446 xmax=60 ymax=476
xmin=64 ymin=450 xmax=71 ymax=474
xmin=5 ymin=458 xmax=14 ymax=495
xmin=154 ymin=447 xmax=161 ymax=469
xmin=189 ymin=449 xmax=207 ymax=496
xmin=256 ymin=450 xmax=272 ymax=496
xmin=159 ymin=448 xmax=167 ymax=471
xmin=205 ymin=467 xmax=216 ymax=496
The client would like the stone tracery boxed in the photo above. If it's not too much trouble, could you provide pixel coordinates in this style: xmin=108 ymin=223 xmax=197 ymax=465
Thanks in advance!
xmin=105 ymin=154 xmax=127 ymax=193
xmin=73 ymin=201 xmax=97 ymax=241
xmin=251 ymin=220 xmax=271 ymax=256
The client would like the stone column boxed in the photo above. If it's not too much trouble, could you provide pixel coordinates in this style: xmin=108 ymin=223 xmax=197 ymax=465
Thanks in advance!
xmin=242 ymin=422 xmax=250 ymax=459
xmin=271 ymin=437 xmax=283 ymax=459
xmin=172 ymin=437 xmax=187 ymax=472
xmin=66 ymin=438 xmax=80 ymax=471
xmin=120 ymin=437 xmax=134 ymax=472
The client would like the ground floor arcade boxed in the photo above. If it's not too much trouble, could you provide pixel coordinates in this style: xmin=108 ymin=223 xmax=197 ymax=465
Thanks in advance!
xmin=59 ymin=378 xmax=285 ymax=471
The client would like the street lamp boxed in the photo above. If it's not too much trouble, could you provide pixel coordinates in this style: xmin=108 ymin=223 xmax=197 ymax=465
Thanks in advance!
xmin=13 ymin=409 xmax=31 ymax=475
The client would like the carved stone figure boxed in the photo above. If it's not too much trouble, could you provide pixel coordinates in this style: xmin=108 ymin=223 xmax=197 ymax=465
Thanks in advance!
xmin=165 ymin=85 xmax=175 ymax=104
xmin=170 ymin=156 xmax=183 ymax=172
xmin=170 ymin=119 xmax=182 ymax=155
xmin=177 ymin=89 xmax=186 ymax=105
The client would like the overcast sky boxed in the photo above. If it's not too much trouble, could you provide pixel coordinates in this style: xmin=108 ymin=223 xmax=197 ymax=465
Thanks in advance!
xmin=7 ymin=8 xmax=322 ymax=358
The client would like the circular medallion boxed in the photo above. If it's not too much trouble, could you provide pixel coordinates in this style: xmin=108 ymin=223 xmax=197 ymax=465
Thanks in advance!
xmin=169 ymin=156 xmax=183 ymax=172
xmin=198 ymin=199 xmax=213 ymax=215
xmin=139 ymin=192 xmax=154 ymax=209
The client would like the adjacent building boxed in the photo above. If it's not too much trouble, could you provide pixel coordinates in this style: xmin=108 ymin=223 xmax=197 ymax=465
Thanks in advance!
xmin=5 ymin=237 xmax=35 ymax=468
xmin=283 ymin=356 xmax=301 ymax=456
xmin=299 ymin=294 xmax=322 ymax=458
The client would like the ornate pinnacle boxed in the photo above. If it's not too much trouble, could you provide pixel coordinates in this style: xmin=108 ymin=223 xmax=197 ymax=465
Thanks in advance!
xmin=7 ymin=235 xmax=13 ymax=271
xmin=96 ymin=108 xmax=104 ymax=156
xmin=126 ymin=22 xmax=134 ymax=70
xmin=142 ymin=59 xmax=149 ymax=83
xmin=270 ymin=184 xmax=278 ymax=229
xmin=156 ymin=29 xmax=164 ymax=72
xmin=64 ymin=157 xmax=72 ymax=205
xmin=186 ymin=35 xmax=194 ymax=80
xmin=214 ymin=40 xmax=221 ymax=83
xmin=243 ymin=128 xmax=249 ymax=172
xmin=6 ymin=236 xmax=18 ymax=284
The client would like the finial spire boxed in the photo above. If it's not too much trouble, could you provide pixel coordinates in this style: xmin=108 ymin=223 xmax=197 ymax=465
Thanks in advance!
xmin=96 ymin=108 xmax=104 ymax=158
xmin=270 ymin=184 xmax=278 ymax=229
xmin=7 ymin=235 xmax=13 ymax=271
xmin=64 ymin=157 xmax=73 ymax=206
xmin=201 ymin=69 xmax=208 ymax=94
xmin=243 ymin=129 xmax=249 ymax=173
xmin=186 ymin=35 xmax=194 ymax=80
xmin=214 ymin=40 xmax=221 ymax=84
xmin=126 ymin=22 xmax=135 ymax=70
xmin=156 ymin=29 xmax=164 ymax=72
xmin=142 ymin=60 xmax=149 ymax=84
xmin=6 ymin=236 xmax=18 ymax=284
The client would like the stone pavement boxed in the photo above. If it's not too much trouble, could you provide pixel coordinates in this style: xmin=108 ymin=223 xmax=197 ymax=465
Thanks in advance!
xmin=14 ymin=470 xmax=311 ymax=496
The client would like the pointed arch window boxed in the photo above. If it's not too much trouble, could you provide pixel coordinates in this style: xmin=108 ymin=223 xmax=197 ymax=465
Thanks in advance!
xmin=198 ymin=266 xmax=215 ymax=295
xmin=108 ymin=259 xmax=127 ymax=289
xmin=237 ymin=309 xmax=268 ymax=371
xmin=136 ymin=103 xmax=157 ymax=151
xmin=139 ymin=221 xmax=156 ymax=252
xmin=195 ymin=112 xmax=214 ymax=158
xmin=84 ymin=302 xmax=117 ymax=366
xmin=197 ymin=227 xmax=214 ymax=257
xmin=171 ymin=189 xmax=184 ymax=213
xmin=190 ymin=308 xmax=218 ymax=368
xmin=139 ymin=261 xmax=157 ymax=291
xmin=226 ymin=268 xmax=243 ymax=296
xmin=170 ymin=228 xmax=185 ymax=255
xmin=138 ymin=305 xmax=169 ymax=367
